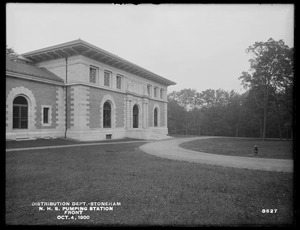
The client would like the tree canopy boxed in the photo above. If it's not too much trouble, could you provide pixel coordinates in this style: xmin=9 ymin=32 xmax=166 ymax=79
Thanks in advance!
xmin=6 ymin=46 xmax=18 ymax=60
xmin=168 ymin=38 xmax=293 ymax=140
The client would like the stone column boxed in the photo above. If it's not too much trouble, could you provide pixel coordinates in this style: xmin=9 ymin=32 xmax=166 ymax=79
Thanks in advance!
xmin=129 ymin=99 xmax=132 ymax=128
xmin=164 ymin=102 xmax=168 ymax=128
xmin=143 ymin=98 xmax=149 ymax=129
xmin=126 ymin=95 xmax=133 ymax=129
xmin=138 ymin=99 xmax=143 ymax=129
xmin=142 ymin=102 xmax=146 ymax=128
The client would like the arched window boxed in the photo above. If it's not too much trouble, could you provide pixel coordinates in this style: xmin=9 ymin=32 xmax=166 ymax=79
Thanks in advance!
xmin=133 ymin=105 xmax=139 ymax=128
xmin=154 ymin=108 xmax=158 ymax=127
xmin=103 ymin=101 xmax=111 ymax=128
xmin=13 ymin=96 xmax=28 ymax=129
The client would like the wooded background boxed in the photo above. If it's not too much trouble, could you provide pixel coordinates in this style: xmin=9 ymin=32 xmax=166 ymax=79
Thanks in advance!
xmin=167 ymin=38 xmax=294 ymax=141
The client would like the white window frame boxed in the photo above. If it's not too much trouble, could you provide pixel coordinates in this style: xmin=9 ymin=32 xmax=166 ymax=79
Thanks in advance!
xmin=104 ymin=70 xmax=112 ymax=87
xmin=154 ymin=87 xmax=158 ymax=98
xmin=147 ymin=84 xmax=152 ymax=96
xmin=160 ymin=88 xmax=163 ymax=99
xmin=41 ymin=105 xmax=52 ymax=127
xmin=116 ymin=74 xmax=122 ymax=90
xmin=89 ymin=66 xmax=98 ymax=84
xmin=100 ymin=95 xmax=116 ymax=129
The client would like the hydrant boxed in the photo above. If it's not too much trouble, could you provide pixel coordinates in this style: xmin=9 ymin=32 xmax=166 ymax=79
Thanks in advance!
xmin=253 ymin=145 xmax=258 ymax=156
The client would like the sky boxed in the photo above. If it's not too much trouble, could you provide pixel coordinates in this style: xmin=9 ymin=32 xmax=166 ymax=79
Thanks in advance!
xmin=6 ymin=3 xmax=294 ymax=94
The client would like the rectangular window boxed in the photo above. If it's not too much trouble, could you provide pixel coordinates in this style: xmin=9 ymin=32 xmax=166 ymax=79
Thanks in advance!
xmin=154 ymin=87 xmax=158 ymax=98
xmin=43 ymin=107 xmax=49 ymax=124
xmin=104 ymin=71 xmax=111 ymax=87
xmin=116 ymin=75 xmax=122 ymax=89
xmin=147 ymin=85 xmax=151 ymax=96
xmin=41 ymin=105 xmax=52 ymax=126
xmin=89 ymin=67 xmax=97 ymax=83
xmin=160 ymin=89 xmax=163 ymax=99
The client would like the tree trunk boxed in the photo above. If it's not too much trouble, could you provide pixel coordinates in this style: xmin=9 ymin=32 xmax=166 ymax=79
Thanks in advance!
xmin=262 ymin=82 xmax=269 ymax=141
xmin=184 ymin=112 xmax=188 ymax=135
xmin=259 ymin=118 xmax=263 ymax=139
xmin=253 ymin=89 xmax=264 ymax=139
xmin=289 ymin=114 xmax=293 ymax=141
xmin=276 ymin=114 xmax=282 ymax=140
xmin=274 ymin=94 xmax=283 ymax=140
xmin=235 ymin=122 xmax=239 ymax=137
xmin=262 ymin=107 xmax=267 ymax=141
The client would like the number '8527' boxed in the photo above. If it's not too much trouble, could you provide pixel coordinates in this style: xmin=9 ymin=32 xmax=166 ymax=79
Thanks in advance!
xmin=262 ymin=209 xmax=277 ymax=213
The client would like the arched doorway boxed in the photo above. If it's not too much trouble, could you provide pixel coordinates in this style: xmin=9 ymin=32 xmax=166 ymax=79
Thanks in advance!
xmin=133 ymin=104 xmax=139 ymax=128
xmin=13 ymin=96 xmax=28 ymax=129
xmin=154 ymin=107 xmax=158 ymax=127
xmin=103 ymin=101 xmax=111 ymax=128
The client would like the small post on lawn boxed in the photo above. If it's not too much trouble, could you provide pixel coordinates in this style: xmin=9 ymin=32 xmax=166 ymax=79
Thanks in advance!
xmin=253 ymin=145 xmax=258 ymax=156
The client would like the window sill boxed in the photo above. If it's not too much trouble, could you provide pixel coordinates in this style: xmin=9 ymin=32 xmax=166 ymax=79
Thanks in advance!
xmin=42 ymin=123 xmax=52 ymax=127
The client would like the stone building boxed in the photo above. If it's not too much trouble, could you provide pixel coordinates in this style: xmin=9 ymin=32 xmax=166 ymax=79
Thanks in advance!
xmin=6 ymin=39 xmax=176 ymax=141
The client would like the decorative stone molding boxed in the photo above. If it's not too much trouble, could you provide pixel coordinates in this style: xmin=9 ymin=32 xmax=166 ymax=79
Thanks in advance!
xmin=152 ymin=103 xmax=161 ymax=127
xmin=100 ymin=94 xmax=117 ymax=129
xmin=6 ymin=86 xmax=37 ymax=131
xmin=70 ymin=86 xmax=90 ymax=130
xmin=164 ymin=102 xmax=168 ymax=127
xmin=123 ymin=97 xmax=127 ymax=128
xmin=131 ymin=100 xmax=143 ymax=128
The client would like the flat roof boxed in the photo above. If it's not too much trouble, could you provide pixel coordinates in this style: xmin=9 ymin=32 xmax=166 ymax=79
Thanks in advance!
xmin=21 ymin=39 xmax=176 ymax=86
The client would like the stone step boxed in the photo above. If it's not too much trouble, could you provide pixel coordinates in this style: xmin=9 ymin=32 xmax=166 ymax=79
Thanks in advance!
xmin=15 ymin=133 xmax=36 ymax=141
xmin=16 ymin=133 xmax=29 ymax=140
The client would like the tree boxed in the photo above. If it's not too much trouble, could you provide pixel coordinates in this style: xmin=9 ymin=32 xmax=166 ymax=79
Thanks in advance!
xmin=224 ymin=90 xmax=244 ymax=137
xmin=198 ymin=89 xmax=231 ymax=136
xmin=239 ymin=38 xmax=293 ymax=141
xmin=168 ymin=88 xmax=201 ymax=111
xmin=6 ymin=46 xmax=18 ymax=60
xmin=168 ymin=88 xmax=248 ymax=137
xmin=167 ymin=94 xmax=186 ymax=134
xmin=168 ymin=89 xmax=202 ymax=134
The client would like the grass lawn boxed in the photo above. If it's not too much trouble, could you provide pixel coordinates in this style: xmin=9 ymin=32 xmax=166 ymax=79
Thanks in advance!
xmin=180 ymin=137 xmax=293 ymax=159
xmin=168 ymin=134 xmax=200 ymax=138
xmin=6 ymin=137 xmax=144 ymax=149
xmin=6 ymin=142 xmax=293 ymax=226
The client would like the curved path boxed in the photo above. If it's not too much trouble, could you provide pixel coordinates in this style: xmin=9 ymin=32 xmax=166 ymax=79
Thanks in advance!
xmin=139 ymin=137 xmax=293 ymax=172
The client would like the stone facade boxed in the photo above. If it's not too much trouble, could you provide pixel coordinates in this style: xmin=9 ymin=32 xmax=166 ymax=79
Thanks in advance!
xmin=6 ymin=40 xmax=175 ymax=141
xmin=6 ymin=77 xmax=64 ymax=140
